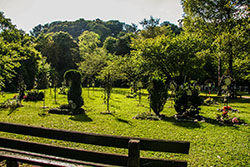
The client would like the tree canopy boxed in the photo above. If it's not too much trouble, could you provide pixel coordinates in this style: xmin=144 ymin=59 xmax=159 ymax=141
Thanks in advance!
xmin=35 ymin=31 xmax=80 ymax=84
xmin=0 ymin=12 xmax=41 ymax=91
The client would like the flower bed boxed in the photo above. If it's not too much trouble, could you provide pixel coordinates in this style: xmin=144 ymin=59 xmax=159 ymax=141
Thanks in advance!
xmin=23 ymin=91 xmax=44 ymax=101
xmin=216 ymin=105 xmax=244 ymax=125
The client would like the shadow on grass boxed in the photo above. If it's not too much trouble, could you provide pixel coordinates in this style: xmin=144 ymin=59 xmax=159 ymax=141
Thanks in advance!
xmin=8 ymin=108 xmax=18 ymax=115
xmin=87 ymin=97 xmax=95 ymax=100
xmin=0 ymin=104 xmax=22 ymax=116
xmin=69 ymin=113 xmax=93 ymax=122
xmin=112 ymin=89 xmax=129 ymax=95
xmin=196 ymin=117 xmax=246 ymax=129
xmin=160 ymin=115 xmax=244 ymax=129
xmin=110 ymin=114 xmax=134 ymax=126
xmin=161 ymin=116 xmax=202 ymax=129
xmin=229 ymin=98 xmax=250 ymax=104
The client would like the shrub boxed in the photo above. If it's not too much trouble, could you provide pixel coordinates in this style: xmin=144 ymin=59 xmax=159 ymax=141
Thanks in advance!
xmin=23 ymin=91 xmax=44 ymax=101
xmin=174 ymin=83 xmax=202 ymax=117
xmin=133 ymin=112 xmax=161 ymax=120
xmin=64 ymin=69 xmax=84 ymax=113
xmin=147 ymin=77 xmax=168 ymax=115
xmin=0 ymin=98 xmax=22 ymax=110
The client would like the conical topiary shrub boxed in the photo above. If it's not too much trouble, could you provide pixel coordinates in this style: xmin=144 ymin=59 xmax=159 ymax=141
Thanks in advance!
xmin=147 ymin=77 xmax=168 ymax=116
xmin=49 ymin=69 xmax=84 ymax=115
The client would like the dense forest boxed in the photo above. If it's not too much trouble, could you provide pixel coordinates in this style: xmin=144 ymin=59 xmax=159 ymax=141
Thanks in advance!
xmin=1 ymin=0 xmax=250 ymax=95
xmin=30 ymin=18 xmax=181 ymax=43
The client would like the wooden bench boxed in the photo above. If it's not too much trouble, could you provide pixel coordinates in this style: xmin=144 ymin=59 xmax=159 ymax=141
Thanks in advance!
xmin=0 ymin=122 xmax=190 ymax=167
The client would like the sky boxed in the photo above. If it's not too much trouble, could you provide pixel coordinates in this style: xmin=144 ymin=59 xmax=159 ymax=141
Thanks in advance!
xmin=0 ymin=0 xmax=183 ymax=33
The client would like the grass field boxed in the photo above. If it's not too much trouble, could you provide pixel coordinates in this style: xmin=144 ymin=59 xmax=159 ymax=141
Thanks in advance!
xmin=0 ymin=88 xmax=249 ymax=167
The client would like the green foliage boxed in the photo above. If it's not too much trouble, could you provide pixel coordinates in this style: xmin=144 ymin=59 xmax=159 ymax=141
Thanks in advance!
xmin=97 ymin=56 xmax=126 ymax=82
xmin=174 ymin=83 xmax=203 ymax=116
xmin=16 ymin=46 xmax=41 ymax=90
xmin=77 ymin=31 xmax=109 ymax=84
xmin=182 ymin=0 xmax=250 ymax=87
xmin=78 ymin=31 xmax=100 ymax=56
xmin=78 ymin=47 xmax=111 ymax=84
xmin=114 ymin=33 xmax=134 ymax=55
xmin=35 ymin=32 xmax=80 ymax=84
xmin=97 ymin=57 xmax=126 ymax=112
xmin=0 ymin=37 xmax=22 ymax=90
xmin=24 ymin=90 xmax=44 ymax=101
xmin=141 ymin=25 xmax=174 ymax=39
xmin=103 ymin=36 xmax=117 ymax=54
xmin=36 ymin=57 xmax=51 ymax=89
xmin=120 ymin=55 xmax=144 ymax=89
xmin=132 ymin=32 xmax=205 ymax=85
xmin=103 ymin=33 xmax=135 ymax=56
xmin=139 ymin=16 xmax=160 ymax=29
xmin=147 ymin=77 xmax=168 ymax=115
xmin=30 ymin=18 xmax=126 ymax=43
xmin=133 ymin=112 xmax=161 ymax=120
xmin=0 ymin=98 xmax=21 ymax=110
xmin=161 ymin=21 xmax=182 ymax=34
xmin=64 ymin=70 xmax=83 ymax=113
xmin=0 ymin=12 xmax=41 ymax=91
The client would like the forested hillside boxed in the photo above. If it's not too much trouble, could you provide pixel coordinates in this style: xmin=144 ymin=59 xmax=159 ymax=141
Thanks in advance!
xmin=30 ymin=18 xmax=181 ymax=43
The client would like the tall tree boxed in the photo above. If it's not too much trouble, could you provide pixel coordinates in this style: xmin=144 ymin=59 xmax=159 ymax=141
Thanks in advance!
xmin=181 ymin=0 xmax=250 ymax=93
xmin=36 ymin=32 xmax=80 ymax=84
xmin=132 ymin=32 xmax=205 ymax=86
xmin=0 ymin=12 xmax=41 ymax=91
xmin=78 ymin=31 xmax=100 ymax=57
xmin=78 ymin=48 xmax=112 ymax=83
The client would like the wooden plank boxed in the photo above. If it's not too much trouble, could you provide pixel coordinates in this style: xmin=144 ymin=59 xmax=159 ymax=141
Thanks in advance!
xmin=127 ymin=140 xmax=140 ymax=167
xmin=0 ymin=137 xmax=128 ymax=166
xmin=0 ymin=147 xmax=118 ymax=167
xmin=1 ymin=154 xmax=89 ymax=167
xmin=0 ymin=122 xmax=190 ymax=154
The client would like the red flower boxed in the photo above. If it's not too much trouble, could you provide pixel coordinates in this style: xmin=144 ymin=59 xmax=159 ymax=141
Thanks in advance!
xmin=223 ymin=106 xmax=231 ymax=111
xmin=23 ymin=96 xmax=27 ymax=99
xmin=222 ymin=111 xmax=228 ymax=115
xmin=232 ymin=117 xmax=239 ymax=123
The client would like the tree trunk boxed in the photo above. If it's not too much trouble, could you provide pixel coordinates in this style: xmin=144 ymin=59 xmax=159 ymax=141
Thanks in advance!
xmin=217 ymin=56 xmax=222 ymax=96
xmin=228 ymin=40 xmax=235 ymax=98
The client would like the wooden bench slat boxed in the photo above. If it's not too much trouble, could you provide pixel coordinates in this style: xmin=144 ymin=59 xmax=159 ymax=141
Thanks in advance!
xmin=0 ymin=137 xmax=128 ymax=166
xmin=1 ymin=154 xmax=85 ymax=167
xmin=0 ymin=122 xmax=190 ymax=154
xmin=0 ymin=147 xmax=117 ymax=167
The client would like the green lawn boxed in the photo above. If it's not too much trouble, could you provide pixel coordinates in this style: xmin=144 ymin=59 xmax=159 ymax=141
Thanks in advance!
xmin=0 ymin=88 xmax=249 ymax=167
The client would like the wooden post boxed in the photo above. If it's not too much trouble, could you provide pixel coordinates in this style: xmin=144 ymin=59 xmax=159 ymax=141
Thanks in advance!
xmin=127 ymin=139 xmax=140 ymax=167
xmin=6 ymin=160 xmax=18 ymax=167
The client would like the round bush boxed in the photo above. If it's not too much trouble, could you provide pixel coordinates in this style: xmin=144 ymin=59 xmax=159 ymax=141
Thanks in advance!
xmin=174 ymin=83 xmax=202 ymax=117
